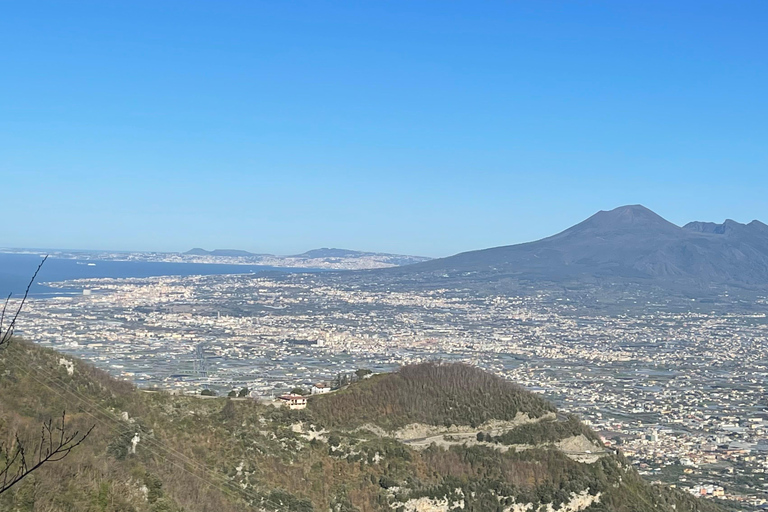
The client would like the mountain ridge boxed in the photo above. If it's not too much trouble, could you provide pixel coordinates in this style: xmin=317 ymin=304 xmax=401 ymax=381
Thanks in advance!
xmin=386 ymin=205 xmax=768 ymax=289
xmin=185 ymin=247 xmax=428 ymax=260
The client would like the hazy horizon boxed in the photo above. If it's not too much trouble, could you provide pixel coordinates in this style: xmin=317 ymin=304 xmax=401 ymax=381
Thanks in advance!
xmin=2 ymin=203 xmax=765 ymax=259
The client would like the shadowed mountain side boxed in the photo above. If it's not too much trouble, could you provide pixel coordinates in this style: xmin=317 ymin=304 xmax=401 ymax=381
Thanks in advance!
xmin=384 ymin=205 xmax=768 ymax=288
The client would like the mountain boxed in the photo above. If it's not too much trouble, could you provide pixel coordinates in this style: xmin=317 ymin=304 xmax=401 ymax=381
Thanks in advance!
xmin=0 ymin=341 xmax=724 ymax=512
xmin=390 ymin=205 xmax=768 ymax=289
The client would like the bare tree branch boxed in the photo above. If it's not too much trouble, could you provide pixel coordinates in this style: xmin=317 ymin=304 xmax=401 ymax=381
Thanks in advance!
xmin=0 ymin=255 xmax=48 ymax=349
xmin=0 ymin=293 xmax=11 ymax=337
xmin=0 ymin=411 xmax=94 ymax=495
xmin=0 ymin=258 xmax=95 ymax=495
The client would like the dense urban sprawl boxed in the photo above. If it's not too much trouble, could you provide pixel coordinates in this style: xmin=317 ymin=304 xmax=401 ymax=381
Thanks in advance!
xmin=14 ymin=272 xmax=768 ymax=508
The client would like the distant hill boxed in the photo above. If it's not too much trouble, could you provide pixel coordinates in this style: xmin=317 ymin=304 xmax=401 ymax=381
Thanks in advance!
xmin=292 ymin=248 xmax=370 ymax=258
xmin=186 ymin=248 xmax=264 ymax=257
xmin=0 ymin=342 xmax=723 ymax=512
xmin=295 ymin=248 xmax=392 ymax=259
xmin=387 ymin=205 xmax=768 ymax=289
xmin=184 ymin=247 xmax=431 ymax=269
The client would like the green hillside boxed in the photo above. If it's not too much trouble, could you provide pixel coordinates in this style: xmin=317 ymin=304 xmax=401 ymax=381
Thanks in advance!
xmin=0 ymin=340 xmax=727 ymax=512
xmin=310 ymin=362 xmax=555 ymax=430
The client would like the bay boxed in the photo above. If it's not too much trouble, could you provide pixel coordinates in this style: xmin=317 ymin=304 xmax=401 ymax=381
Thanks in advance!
xmin=0 ymin=252 xmax=310 ymax=297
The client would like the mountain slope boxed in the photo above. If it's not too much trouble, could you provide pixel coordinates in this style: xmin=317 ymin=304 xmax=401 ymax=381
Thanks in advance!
xmin=389 ymin=205 xmax=768 ymax=288
xmin=0 ymin=342 xmax=726 ymax=512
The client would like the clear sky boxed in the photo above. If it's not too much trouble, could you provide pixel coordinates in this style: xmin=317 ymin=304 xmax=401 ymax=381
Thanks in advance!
xmin=1 ymin=1 xmax=766 ymax=257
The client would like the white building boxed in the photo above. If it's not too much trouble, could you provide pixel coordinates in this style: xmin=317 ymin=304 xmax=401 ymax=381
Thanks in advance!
xmin=311 ymin=383 xmax=330 ymax=395
xmin=278 ymin=394 xmax=307 ymax=409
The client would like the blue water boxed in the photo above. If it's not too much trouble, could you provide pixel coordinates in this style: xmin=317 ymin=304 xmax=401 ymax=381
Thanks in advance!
xmin=0 ymin=252 xmax=310 ymax=297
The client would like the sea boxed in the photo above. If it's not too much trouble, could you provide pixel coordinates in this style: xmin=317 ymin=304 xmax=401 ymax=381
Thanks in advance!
xmin=0 ymin=252 xmax=309 ymax=298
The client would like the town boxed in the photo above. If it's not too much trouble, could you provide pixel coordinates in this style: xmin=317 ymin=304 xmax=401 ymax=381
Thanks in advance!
xmin=14 ymin=271 xmax=768 ymax=509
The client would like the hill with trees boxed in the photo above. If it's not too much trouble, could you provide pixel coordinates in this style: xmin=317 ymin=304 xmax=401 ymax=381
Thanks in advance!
xmin=0 ymin=341 xmax=728 ymax=512
xmin=310 ymin=362 xmax=556 ymax=430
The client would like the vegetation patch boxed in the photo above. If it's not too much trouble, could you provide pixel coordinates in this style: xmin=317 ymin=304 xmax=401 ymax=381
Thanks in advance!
xmin=310 ymin=362 xmax=556 ymax=430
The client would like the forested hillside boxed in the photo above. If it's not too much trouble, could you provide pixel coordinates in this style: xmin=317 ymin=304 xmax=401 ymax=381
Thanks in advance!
xmin=0 ymin=341 xmax=727 ymax=512
xmin=310 ymin=362 xmax=555 ymax=430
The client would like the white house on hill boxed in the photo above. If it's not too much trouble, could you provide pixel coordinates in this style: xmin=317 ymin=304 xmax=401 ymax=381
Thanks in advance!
xmin=311 ymin=382 xmax=330 ymax=395
xmin=278 ymin=394 xmax=307 ymax=409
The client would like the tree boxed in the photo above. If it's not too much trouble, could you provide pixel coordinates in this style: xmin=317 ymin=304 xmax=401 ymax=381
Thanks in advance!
xmin=354 ymin=369 xmax=372 ymax=380
xmin=327 ymin=434 xmax=341 ymax=448
xmin=227 ymin=390 xmax=237 ymax=398
xmin=201 ymin=389 xmax=216 ymax=396
xmin=238 ymin=387 xmax=249 ymax=398
xmin=332 ymin=372 xmax=352 ymax=389
xmin=219 ymin=399 xmax=236 ymax=421
xmin=291 ymin=386 xmax=308 ymax=396
xmin=0 ymin=256 xmax=94 ymax=496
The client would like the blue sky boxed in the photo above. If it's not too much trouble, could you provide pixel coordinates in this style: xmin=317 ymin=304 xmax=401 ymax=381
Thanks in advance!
xmin=1 ymin=1 xmax=766 ymax=257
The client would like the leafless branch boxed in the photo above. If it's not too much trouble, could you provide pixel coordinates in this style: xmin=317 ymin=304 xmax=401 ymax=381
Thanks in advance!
xmin=0 ymin=293 xmax=11 ymax=337
xmin=0 ymin=255 xmax=48 ymax=349
xmin=0 ymin=410 xmax=94 ymax=494
xmin=0 ymin=258 xmax=95 ymax=495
